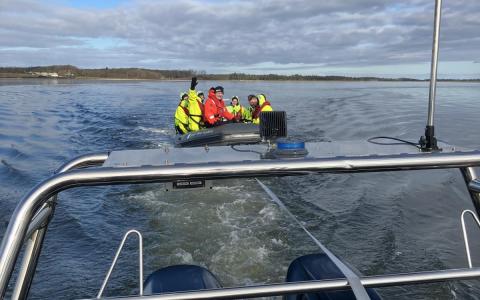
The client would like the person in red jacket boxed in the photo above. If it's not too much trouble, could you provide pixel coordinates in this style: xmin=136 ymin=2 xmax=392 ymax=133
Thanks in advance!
xmin=203 ymin=86 xmax=234 ymax=126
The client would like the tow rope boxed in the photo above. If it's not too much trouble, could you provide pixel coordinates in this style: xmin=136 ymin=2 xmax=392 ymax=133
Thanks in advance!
xmin=256 ymin=179 xmax=370 ymax=300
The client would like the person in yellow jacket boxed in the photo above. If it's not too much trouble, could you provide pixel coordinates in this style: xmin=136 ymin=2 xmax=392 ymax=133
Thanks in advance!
xmin=187 ymin=77 xmax=204 ymax=131
xmin=197 ymin=91 xmax=205 ymax=103
xmin=247 ymin=94 xmax=273 ymax=124
xmin=174 ymin=93 xmax=189 ymax=134
xmin=226 ymin=96 xmax=248 ymax=122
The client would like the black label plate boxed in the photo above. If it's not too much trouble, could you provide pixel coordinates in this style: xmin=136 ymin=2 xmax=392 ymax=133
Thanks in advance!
xmin=173 ymin=180 xmax=205 ymax=189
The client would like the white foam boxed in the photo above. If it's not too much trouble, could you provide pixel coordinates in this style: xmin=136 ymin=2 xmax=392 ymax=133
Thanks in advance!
xmin=271 ymin=238 xmax=284 ymax=246
xmin=259 ymin=205 xmax=277 ymax=222
xmin=137 ymin=126 xmax=171 ymax=134
xmin=170 ymin=248 xmax=194 ymax=264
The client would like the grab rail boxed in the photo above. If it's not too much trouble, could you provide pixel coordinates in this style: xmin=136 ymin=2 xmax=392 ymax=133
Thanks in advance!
xmin=97 ymin=230 xmax=143 ymax=298
xmin=3 ymin=150 xmax=480 ymax=298
xmin=461 ymin=210 xmax=480 ymax=268
xmin=12 ymin=152 xmax=109 ymax=300
xmin=92 ymin=267 xmax=480 ymax=300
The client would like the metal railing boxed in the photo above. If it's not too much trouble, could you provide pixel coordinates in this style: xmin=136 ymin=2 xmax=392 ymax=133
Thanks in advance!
xmin=97 ymin=230 xmax=143 ymax=298
xmin=461 ymin=210 xmax=480 ymax=268
xmin=10 ymin=152 xmax=109 ymax=300
xmin=2 ymin=150 xmax=480 ymax=299
xmin=97 ymin=267 xmax=480 ymax=300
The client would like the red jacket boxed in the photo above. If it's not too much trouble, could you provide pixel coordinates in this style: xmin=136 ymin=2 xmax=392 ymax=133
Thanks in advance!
xmin=203 ymin=89 xmax=234 ymax=125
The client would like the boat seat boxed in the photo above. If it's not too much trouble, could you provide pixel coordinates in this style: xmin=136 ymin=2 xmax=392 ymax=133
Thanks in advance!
xmin=285 ymin=254 xmax=381 ymax=300
xmin=143 ymin=264 xmax=222 ymax=295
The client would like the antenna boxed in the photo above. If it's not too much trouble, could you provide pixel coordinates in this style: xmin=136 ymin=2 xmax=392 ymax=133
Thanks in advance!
xmin=420 ymin=0 xmax=443 ymax=151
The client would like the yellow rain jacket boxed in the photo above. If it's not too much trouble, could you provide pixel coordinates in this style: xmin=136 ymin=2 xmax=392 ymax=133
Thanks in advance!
xmin=226 ymin=103 xmax=248 ymax=121
xmin=187 ymin=89 xmax=204 ymax=131
xmin=226 ymin=104 xmax=242 ymax=114
xmin=251 ymin=94 xmax=273 ymax=125
xmin=174 ymin=96 xmax=189 ymax=134
xmin=243 ymin=108 xmax=252 ymax=122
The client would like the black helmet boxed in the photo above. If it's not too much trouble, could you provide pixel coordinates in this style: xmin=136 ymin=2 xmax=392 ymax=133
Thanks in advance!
xmin=214 ymin=86 xmax=224 ymax=93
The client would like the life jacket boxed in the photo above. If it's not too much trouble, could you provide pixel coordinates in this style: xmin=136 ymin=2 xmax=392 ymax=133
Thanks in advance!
xmin=174 ymin=97 xmax=190 ymax=134
xmin=187 ymin=89 xmax=204 ymax=129
xmin=227 ymin=104 xmax=243 ymax=114
xmin=203 ymin=89 xmax=234 ymax=125
xmin=181 ymin=103 xmax=190 ymax=117
xmin=197 ymin=99 xmax=204 ymax=116
xmin=189 ymin=100 xmax=204 ymax=125
xmin=252 ymin=100 xmax=271 ymax=119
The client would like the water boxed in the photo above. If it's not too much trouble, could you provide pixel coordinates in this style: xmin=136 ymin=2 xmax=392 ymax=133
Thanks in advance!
xmin=1 ymin=79 xmax=480 ymax=299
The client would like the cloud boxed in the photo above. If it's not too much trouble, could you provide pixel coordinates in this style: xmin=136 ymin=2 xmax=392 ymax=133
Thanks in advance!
xmin=0 ymin=0 xmax=479 ymax=77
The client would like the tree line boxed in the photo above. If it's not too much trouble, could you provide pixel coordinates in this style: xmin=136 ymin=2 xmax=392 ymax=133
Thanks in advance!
xmin=0 ymin=65 xmax=478 ymax=82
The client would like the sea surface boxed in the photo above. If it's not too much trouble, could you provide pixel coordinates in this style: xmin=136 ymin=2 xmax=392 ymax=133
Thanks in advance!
xmin=1 ymin=79 xmax=480 ymax=299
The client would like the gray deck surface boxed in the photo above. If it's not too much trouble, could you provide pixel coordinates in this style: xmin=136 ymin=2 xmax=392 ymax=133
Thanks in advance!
xmin=103 ymin=140 xmax=463 ymax=168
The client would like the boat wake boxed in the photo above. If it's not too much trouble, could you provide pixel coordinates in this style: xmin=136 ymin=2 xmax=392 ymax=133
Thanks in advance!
xmin=137 ymin=126 xmax=172 ymax=135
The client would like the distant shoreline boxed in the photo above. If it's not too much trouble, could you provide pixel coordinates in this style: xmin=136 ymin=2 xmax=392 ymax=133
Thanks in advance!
xmin=0 ymin=65 xmax=479 ymax=82
xmin=1 ymin=77 xmax=480 ymax=83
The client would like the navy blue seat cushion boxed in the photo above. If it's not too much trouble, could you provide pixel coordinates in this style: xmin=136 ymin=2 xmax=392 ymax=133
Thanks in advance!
xmin=285 ymin=254 xmax=381 ymax=300
xmin=144 ymin=264 xmax=222 ymax=295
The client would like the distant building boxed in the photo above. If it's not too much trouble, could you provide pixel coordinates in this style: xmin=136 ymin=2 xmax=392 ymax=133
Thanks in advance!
xmin=29 ymin=72 xmax=59 ymax=78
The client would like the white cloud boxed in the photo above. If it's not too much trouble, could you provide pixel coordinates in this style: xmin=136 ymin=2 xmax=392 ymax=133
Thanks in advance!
xmin=0 ymin=0 xmax=479 ymax=77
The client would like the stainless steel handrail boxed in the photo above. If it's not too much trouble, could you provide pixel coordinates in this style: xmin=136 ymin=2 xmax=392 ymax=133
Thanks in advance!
xmin=461 ymin=210 xmax=480 ymax=268
xmin=22 ymin=153 xmax=109 ymax=242
xmin=461 ymin=167 xmax=480 ymax=217
xmin=11 ymin=152 xmax=109 ymax=300
xmin=94 ymin=267 xmax=480 ymax=300
xmin=97 ymin=230 xmax=143 ymax=298
xmin=469 ymin=179 xmax=480 ymax=193
xmin=3 ymin=150 xmax=480 ymax=298
xmin=23 ymin=203 xmax=52 ymax=243
xmin=56 ymin=152 xmax=110 ymax=173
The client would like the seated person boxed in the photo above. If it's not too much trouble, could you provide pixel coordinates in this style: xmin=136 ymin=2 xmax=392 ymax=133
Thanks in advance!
xmin=174 ymin=93 xmax=189 ymax=134
xmin=197 ymin=91 xmax=205 ymax=103
xmin=247 ymin=94 xmax=273 ymax=124
xmin=203 ymin=85 xmax=234 ymax=126
xmin=226 ymin=96 xmax=247 ymax=122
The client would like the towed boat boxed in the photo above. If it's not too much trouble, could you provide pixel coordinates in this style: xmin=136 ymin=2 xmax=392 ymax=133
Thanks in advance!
xmin=175 ymin=111 xmax=288 ymax=148
xmin=175 ymin=123 xmax=261 ymax=147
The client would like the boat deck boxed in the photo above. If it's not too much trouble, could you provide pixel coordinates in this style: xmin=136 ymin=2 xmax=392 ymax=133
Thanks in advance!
xmin=2 ymin=140 xmax=480 ymax=300
xmin=103 ymin=140 xmax=465 ymax=168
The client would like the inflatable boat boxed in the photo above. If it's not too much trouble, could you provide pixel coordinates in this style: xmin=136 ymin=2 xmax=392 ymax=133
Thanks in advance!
xmin=175 ymin=111 xmax=288 ymax=148
xmin=175 ymin=123 xmax=261 ymax=148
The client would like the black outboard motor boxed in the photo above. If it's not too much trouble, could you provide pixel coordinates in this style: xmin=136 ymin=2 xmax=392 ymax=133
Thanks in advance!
xmin=143 ymin=265 xmax=222 ymax=295
xmin=285 ymin=254 xmax=382 ymax=300
xmin=259 ymin=111 xmax=287 ymax=140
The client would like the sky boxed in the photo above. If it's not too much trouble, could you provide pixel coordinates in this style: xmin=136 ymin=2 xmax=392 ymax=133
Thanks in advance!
xmin=0 ymin=0 xmax=479 ymax=79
